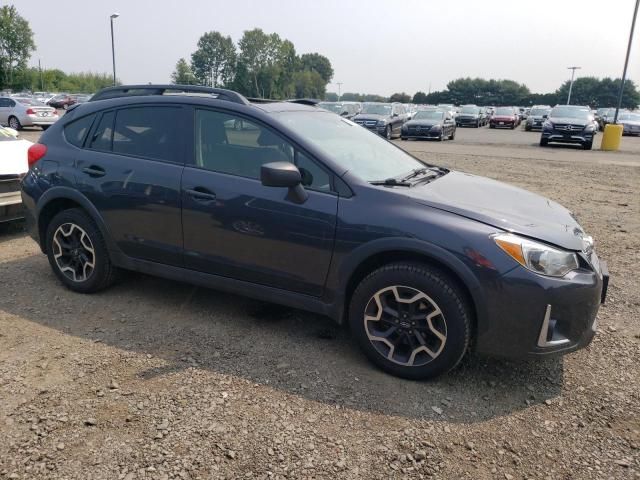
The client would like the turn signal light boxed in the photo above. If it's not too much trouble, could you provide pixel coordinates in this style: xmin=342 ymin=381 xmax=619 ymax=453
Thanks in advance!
xmin=27 ymin=143 xmax=47 ymax=167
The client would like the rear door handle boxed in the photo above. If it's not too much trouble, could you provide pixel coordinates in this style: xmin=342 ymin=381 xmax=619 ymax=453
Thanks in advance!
xmin=185 ymin=187 xmax=216 ymax=202
xmin=82 ymin=165 xmax=106 ymax=177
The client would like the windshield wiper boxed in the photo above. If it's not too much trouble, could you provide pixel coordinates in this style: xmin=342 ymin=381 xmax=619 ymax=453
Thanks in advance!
xmin=369 ymin=178 xmax=412 ymax=187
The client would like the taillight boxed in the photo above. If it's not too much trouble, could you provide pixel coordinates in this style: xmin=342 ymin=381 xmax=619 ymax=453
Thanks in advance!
xmin=28 ymin=144 xmax=47 ymax=167
xmin=26 ymin=108 xmax=35 ymax=115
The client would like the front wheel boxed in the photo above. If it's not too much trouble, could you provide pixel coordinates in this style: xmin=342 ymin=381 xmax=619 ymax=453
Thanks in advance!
xmin=8 ymin=116 xmax=21 ymax=130
xmin=385 ymin=125 xmax=392 ymax=140
xmin=348 ymin=263 xmax=471 ymax=380
xmin=583 ymin=140 xmax=593 ymax=150
xmin=45 ymin=208 xmax=118 ymax=293
xmin=449 ymin=128 xmax=456 ymax=140
xmin=540 ymin=138 xmax=549 ymax=147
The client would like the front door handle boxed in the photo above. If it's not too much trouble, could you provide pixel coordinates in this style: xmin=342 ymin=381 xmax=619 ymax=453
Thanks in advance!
xmin=82 ymin=165 xmax=106 ymax=177
xmin=185 ymin=187 xmax=216 ymax=202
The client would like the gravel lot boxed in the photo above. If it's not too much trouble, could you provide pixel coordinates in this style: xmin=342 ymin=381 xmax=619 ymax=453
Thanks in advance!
xmin=1 ymin=126 xmax=639 ymax=479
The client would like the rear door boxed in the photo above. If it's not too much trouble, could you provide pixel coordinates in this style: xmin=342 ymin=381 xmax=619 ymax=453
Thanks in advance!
xmin=181 ymin=108 xmax=338 ymax=296
xmin=75 ymin=105 xmax=187 ymax=265
xmin=0 ymin=98 xmax=15 ymax=125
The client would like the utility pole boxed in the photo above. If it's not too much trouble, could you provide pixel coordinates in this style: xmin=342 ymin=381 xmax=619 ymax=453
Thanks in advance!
xmin=110 ymin=13 xmax=120 ymax=86
xmin=336 ymin=82 xmax=343 ymax=101
xmin=38 ymin=59 xmax=44 ymax=91
xmin=614 ymin=0 xmax=639 ymax=123
xmin=566 ymin=66 xmax=581 ymax=104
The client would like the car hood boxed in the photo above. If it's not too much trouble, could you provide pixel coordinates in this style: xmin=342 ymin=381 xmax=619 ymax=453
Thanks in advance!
xmin=403 ymin=171 xmax=588 ymax=251
xmin=458 ymin=113 xmax=479 ymax=117
xmin=549 ymin=116 xmax=590 ymax=126
xmin=405 ymin=119 xmax=442 ymax=127
xmin=492 ymin=115 xmax=515 ymax=120
xmin=354 ymin=114 xmax=389 ymax=122
xmin=0 ymin=139 xmax=31 ymax=175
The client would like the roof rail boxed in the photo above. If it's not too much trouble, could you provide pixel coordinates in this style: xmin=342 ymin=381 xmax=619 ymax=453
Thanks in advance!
xmin=90 ymin=84 xmax=250 ymax=105
xmin=287 ymin=99 xmax=319 ymax=106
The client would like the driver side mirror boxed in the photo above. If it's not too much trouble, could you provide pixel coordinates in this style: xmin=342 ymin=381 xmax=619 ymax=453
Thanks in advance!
xmin=261 ymin=162 xmax=308 ymax=204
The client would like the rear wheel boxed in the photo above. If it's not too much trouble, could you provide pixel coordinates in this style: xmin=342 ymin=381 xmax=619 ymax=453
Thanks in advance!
xmin=8 ymin=116 xmax=21 ymax=130
xmin=348 ymin=263 xmax=471 ymax=380
xmin=45 ymin=208 xmax=118 ymax=293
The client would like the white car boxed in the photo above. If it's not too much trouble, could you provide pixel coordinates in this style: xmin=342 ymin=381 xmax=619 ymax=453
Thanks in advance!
xmin=0 ymin=126 xmax=32 ymax=223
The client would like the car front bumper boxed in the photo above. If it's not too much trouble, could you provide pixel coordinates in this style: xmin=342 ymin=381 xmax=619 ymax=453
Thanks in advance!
xmin=490 ymin=120 xmax=515 ymax=127
xmin=542 ymin=130 xmax=594 ymax=144
xmin=475 ymin=255 xmax=607 ymax=359
xmin=402 ymin=129 xmax=442 ymax=139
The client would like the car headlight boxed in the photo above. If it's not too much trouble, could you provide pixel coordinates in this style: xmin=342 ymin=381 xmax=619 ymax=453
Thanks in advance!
xmin=430 ymin=124 xmax=442 ymax=131
xmin=377 ymin=120 xmax=387 ymax=126
xmin=543 ymin=120 xmax=553 ymax=129
xmin=584 ymin=124 xmax=596 ymax=132
xmin=493 ymin=233 xmax=579 ymax=277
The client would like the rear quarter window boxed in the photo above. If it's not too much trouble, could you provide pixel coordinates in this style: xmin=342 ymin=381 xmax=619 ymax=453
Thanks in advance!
xmin=64 ymin=114 xmax=97 ymax=147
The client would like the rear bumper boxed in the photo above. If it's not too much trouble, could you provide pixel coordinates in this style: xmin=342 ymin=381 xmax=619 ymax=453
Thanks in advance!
xmin=23 ymin=114 xmax=58 ymax=126
xmin=475 ymin=258 xmax=606 ymax=359
xmin=0 ymin=191 xmax=24 ymax=223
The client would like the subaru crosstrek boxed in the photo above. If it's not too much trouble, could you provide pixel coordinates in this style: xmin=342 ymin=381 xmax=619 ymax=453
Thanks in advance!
xmin=21 ymin=85 xmax=608 ymax=380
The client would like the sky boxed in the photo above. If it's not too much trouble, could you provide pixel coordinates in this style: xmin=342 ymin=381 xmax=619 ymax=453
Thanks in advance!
xmin=9 ymin=0 xmax=640 ymax=96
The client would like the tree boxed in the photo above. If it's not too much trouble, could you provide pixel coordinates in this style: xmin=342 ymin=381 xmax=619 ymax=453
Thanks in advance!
xmin=0 ymin=5 xmax=36 ymax=88
xmin=291 ymin=69 xmax=326 ymax=99
xmin=190 ymin=31 xmax=236 ymax=87
xmin=237 ymin=28 xmax=272 ymax=97
xmin=556 ymin=77 xmax=639 ymax=109
xmin=389 ymin=92 xmax=411 ymax=103
xmin=299 ymin=53 xmax=333 ymax=83
xmin=171 ymin=58 xmax=196 ymax=85
xmin=412 ymin=91 xmax=428 ymax=104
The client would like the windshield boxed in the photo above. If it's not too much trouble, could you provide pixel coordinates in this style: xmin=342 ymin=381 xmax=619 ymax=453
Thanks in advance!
xmin=495 ymin=107 xmax=514 ymax=116
xmin=550 ymin=106 xmax=591 ymax=119
xmin=530 ymin=108 xmax=551 ymax=116
xmin=414 ymin=110 xmax=444 ymax=120
xmin=16 ymin=98 xmax=46 ymax=106
xmin=361 ymin=104 xmax=392 ymax=115
xmin=318 ymin=103 xmax=343 ymax=114
xmin=461 ymin=106 xmax=479 ymax=114
xmin=0 ymin=127 xmax=18 ymax=141
xmin=275 ymin=111 xmax=426 ymax=182
xmin=619 ymin=113 xmax=640 ymax=122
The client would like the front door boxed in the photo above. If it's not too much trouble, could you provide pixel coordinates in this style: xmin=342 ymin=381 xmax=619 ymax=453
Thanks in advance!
xmin=75 ymin=105 xmax=187 ymax=266
xmin=181 ymin=108 xmax=338 ymax=297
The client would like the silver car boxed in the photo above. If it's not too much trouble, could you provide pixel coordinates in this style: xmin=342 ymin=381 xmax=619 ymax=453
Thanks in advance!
xmin=0 ymin=96 xmax=59 ymax=130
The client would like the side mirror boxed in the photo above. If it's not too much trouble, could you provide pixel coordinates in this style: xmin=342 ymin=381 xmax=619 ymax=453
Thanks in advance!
xmin=392 ymin=112 xmax=398 ymax=118
xmin=340 ymin=111 xmax=349 ymax=116
xmin=261 ymin=162 xmax=308 ymax=204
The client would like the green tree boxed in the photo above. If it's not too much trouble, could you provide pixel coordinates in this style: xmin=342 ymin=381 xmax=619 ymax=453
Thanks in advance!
xmin=324 ymin=92 xmax=339 ymax=101
xmin=556 ymin=77 xmax=639 ymax=109
xmin=299 ymin=53 xmax=333 ymax=83
xmin=190 ymin=31 xmax=236 ymax=87
xmin=291 ymin=70 xmax=326 ymax=99
xmin=0 ymin=5 xmax=36 ymax=88
xmin=389 ymin=92 xmax=411 ymax=103
xmin=237 ymin=28 xmax=272 ymax=97
xmin=412 ymin=91 xmax=428 ymax=104
xmin=170 ymin=58 xmax=196 ymax=85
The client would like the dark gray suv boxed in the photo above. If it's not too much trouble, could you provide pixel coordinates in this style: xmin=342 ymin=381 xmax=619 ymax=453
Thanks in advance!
xmin=21 ymin=85 xmax=608 ymax=380
xmin=353 ymin=102 xmax=406 ymax=139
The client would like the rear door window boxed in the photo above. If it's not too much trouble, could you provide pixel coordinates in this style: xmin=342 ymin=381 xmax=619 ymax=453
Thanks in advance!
xmin=64 ymin=114 xmax=96 ymax=148
xmin=88 ymin=111 xmax=115 ymax=151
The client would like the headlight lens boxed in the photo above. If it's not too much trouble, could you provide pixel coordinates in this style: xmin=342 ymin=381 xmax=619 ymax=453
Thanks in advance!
xmin=493 ymin=233 xmax=579 ymax=277
xmin=543 ymin=120 xmax=554 ymax=129
xmin=377 ymin=120 xmax=387 ymax=126
xmin=430 ymin=124 xmax=442 ymax=131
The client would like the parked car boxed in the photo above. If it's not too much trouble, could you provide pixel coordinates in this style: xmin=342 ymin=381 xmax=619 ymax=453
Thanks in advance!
xmin=456 ymin=105 xmax=483 ymax=128
xmin=0 ymin=126 xmax=32 ymax=223
xmin=540 ymin=105 xmax=597 ymax=150
xmin=353 ymin=102 xmax=406 ymax=139
xmin=21 ymin=84 xmax=608 ymax=380
xmin=524 ymin=105 xmax=552 ymax=131
xmin=400 ymin=109 xmax=456 ymax=141
xmin=0 ymin=97 xmax=59 ymax=130
xmin=317 ymin=102 xmax=359 ymax=119
xmin=437 ymin=104 xmax=457 ymax=119
xmin=599 ymin=108 xmax=623 ymax=130
xmin=489 ymin=107 xmax=518 ymax=129
xmin=618 ymin=112 xmax=640 ymax=136
xmin=47 ymin=94 xmax=76 ymax=110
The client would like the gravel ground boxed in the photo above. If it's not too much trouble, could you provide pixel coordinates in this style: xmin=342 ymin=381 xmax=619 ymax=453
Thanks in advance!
xmin=1 ymin=128 xmax=639 ymax=479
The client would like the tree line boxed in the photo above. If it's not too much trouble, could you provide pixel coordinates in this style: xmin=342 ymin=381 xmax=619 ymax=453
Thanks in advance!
xmin=171 ymin=29 xmax=334 ymax=99
xmin=348 ymin=77 xmax=639 ymax=108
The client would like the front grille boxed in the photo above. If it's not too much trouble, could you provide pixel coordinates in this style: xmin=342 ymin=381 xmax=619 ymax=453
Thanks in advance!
xmin=0 ymin=176 xmax=21 ymax=195
xmin=554 ymin=124 xmax=584 ymax=132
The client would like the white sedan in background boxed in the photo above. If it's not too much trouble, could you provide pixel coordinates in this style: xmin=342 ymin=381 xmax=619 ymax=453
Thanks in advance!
xmin=0 ymin=126 xmax=32 ymax=223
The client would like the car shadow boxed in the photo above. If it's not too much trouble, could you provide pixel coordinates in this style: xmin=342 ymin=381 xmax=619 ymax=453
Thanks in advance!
xmin=0 ymin=251 xmax=564 ymax=422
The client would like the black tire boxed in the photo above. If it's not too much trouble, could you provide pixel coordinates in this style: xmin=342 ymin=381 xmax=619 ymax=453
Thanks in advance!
xmin=438 ymin=130 xmax=444 ymax=141
xmin=540 ymin=138 xmax=549 ymax=147
xmin=449 ymin=128 xmax=455 ymax=140
xmin=45 ymin=208 xmax=118 ymax=293
xmin=348 ymin=262 xmax=471 ymax=380
xmin=525 ymin=125 xmax=531 ymax=131
xmin=41 ymin=125 xmax=50 ymax=131
xmin=401 ymin=137 xmax=407 ymax=141
xmin=8 ymin=116 xmax=21 ymax=130
xmin=489 ymin=124 xmax=495 ymax=129
xmin=583 ymin=140 xmax=593 ymax=150
xmin=385 ymin=125 xmax=392 ymax=140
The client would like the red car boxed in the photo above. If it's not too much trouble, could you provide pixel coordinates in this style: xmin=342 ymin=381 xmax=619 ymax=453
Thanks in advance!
xmin=489 ymin=107 xmax=518 ymax=129
xmin=47 ymin=94 xmax=77 ymax=110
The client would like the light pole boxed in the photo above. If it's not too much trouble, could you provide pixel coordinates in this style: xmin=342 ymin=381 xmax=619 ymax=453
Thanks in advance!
xmin=336 ymin=82 xmax=343 ymax=101
xmin=613 ymin=0 xmax=639 ymax=123
xmin=566 ymin=66 xmax=581 ymax=104
xmin=110 ymin=13 xmax=120 ymax=86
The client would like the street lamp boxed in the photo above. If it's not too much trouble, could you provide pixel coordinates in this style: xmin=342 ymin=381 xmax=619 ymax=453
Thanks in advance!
xmin=110 ymin=13 xmax=120 ymax=86
xmin=336 ymin=82 xmax=343 ymax=101
xmin=566 ymin=66 xmax=581 ymax=104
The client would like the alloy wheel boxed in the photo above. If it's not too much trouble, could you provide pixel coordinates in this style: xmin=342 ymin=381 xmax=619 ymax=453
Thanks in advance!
xmin=52 ymin=223 xmax=96 ymax=282
xmin=8 ymin=117 xmax=19 ymax=130
xmin=364 ymin=285 xmax=447 ymax=367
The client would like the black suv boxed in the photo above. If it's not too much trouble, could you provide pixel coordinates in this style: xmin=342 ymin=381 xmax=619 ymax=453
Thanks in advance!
xmin=353 ymin=102 xmax=406 ymax=139
xmin=21 ymin=85 xmax=608 ymax=380
xmin=540 ymin=105 xmax=597 ymax=150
